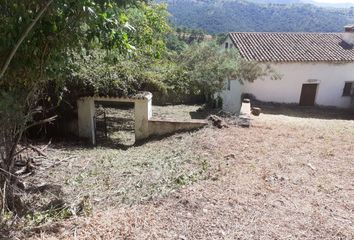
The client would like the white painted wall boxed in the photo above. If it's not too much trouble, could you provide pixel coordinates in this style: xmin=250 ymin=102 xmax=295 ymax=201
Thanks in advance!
xmin=218 ymin=80 xmax=243 ymax=114
xmin=77 ymin=98 xmax=95 ymax=144
xmin=242 ymin=62 xmax=354 ymax=108
xmin=223 ymin=35 xmax=234 ymax=50
xmin=220 ymin=36 xmax=354 ymax=111
xmin=135 ymin=97 xmax=152 ymax=140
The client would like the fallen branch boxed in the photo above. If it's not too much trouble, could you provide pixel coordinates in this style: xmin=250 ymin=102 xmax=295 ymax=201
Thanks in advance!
xmin=43 ymin=156 xmax=76 ymax=170
xmin=25 ymin=115 xmax=58 ymax=130
xmin=14 ymin=147 xmax=28 ymax=157
xmin=28 ymin=144 xmax=48 ymax=158
xmin=15 ymin=158 xmax=36 ymax=176
xmin=41 ymin=138 xmax=52 ymax=151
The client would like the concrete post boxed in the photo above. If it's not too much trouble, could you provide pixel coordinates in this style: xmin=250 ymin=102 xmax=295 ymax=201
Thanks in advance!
xmin=77 ymin=98 xmax=96 ymax=145
xmin=134 ymin=98 xmax=152 ymax=141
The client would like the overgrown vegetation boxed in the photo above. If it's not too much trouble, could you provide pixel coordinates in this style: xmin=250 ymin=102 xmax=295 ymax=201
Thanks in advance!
xmin=0 ymin=0 xmax=168 ymax=221
xmin=0 ymin=0 xmax=270 ymax=231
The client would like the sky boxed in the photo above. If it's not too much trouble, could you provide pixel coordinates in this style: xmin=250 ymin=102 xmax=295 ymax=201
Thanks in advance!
xmin=313 ymin=0 xmax=354 ymax=3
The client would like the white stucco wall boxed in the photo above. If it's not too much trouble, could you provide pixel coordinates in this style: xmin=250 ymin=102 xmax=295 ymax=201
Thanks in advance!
xmin=220 ymin=35 xmax=354 ymax=111
xmin=77 ymin=98 xmax=96 ymax=144
xmin=242 ymin=62 xmax=354 ymax=108
xmin=223 ymin=36 xmax=235 ymax=50
xmin=218 ymin=80 xmax=243 ymax=114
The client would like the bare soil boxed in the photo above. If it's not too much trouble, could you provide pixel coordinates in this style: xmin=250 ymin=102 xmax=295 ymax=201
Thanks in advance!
xmin=8 ymin=105 xmax=354 ymax=239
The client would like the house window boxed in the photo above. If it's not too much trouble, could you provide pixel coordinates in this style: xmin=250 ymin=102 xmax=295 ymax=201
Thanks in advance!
xmin=342 ymin=82 xmax=353 ymax=96
xmin=225 ymin=42 xmax=229 ymax=49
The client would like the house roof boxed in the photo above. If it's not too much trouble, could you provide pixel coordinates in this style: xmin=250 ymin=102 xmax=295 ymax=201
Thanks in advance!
xmin=228 ymin=32 xmax=354 ymax=63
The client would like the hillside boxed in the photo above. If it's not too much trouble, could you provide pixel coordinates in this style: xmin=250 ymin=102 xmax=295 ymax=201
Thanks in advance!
xmin=250 ymin=0 xmax=354 ymax=7
xmin=164 ymin=0 xmax=351 ymax=33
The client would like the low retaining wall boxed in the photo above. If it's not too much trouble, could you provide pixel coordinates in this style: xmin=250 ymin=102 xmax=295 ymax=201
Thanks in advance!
xmin=148 ymin=119 xmax=208 ymax=137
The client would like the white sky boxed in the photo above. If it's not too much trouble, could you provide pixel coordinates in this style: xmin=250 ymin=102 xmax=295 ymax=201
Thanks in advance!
xmin=313 ymin=0 xmax=354 ymax=3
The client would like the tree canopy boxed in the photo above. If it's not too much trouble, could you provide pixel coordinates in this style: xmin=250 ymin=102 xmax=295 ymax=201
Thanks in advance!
xmin=0 ymin=0 xmax=165 ymax=91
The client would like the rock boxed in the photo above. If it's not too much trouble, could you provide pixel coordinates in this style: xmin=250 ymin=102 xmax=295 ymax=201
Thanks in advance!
xmin=251 ymin=107 xmax=262 ymax=116
xmin=238 ymin=116 xmax=250 ymax=128
xmin=208 ymin=115 xmax=228 ymax=129
xmin=224 ymin=154 xmax=236 ymax=159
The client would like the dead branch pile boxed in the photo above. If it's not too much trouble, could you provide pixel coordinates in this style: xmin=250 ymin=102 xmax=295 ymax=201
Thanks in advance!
xmin=1 ymin=140 xmax=77 ymax=218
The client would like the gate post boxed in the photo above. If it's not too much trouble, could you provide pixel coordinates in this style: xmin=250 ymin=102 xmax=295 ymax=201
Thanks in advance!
xmin=77 ymin=98 xmax=96 ymax=145
xmin=134 ymin=95 xmax=152 ymax=141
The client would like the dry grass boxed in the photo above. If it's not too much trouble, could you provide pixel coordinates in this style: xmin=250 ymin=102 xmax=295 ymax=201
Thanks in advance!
xmin=7 ymin=105 xmax=354 ymax=239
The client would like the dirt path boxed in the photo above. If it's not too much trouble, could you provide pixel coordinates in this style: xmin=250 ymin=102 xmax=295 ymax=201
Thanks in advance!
xmin=24 ymin=107 xmax=354 ymax=239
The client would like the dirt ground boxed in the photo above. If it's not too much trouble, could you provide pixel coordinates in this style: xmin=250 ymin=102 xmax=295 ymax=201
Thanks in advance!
xmin=7 ymin=105 xmax=354 ymax=239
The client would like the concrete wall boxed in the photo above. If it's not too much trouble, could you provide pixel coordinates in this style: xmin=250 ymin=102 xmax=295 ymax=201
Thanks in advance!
xmin=218 ymin=80 xmax=243 ymax=114
xmin=77 ymin=98 xmax=95 ymax=144
xmin=135 ymin=97 xmax=152 ymax=141
xmin=148 ymin=119 xmax=208 ymax=137
xmin=242 ymin=62 xmax=354 ymax=108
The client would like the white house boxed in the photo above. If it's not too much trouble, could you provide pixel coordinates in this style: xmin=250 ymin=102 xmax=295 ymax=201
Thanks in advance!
xmin=219 ymin=25 xmax=354 ymax=113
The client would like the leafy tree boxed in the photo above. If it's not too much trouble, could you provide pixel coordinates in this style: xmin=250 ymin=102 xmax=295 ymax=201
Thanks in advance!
xmin=0 ymin=0 xmax=165 ymax=216
xmin=165 ymin=33 xmax=188 ymax=53
xmin=178 ymin=41 xmax=277 ymax=100
xmin=56 ymin=2 xmax=171 ymax=110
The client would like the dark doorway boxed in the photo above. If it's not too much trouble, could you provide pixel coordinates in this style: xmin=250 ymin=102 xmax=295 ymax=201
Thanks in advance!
xmin=299 ymin=84 xmax=318 ymax=106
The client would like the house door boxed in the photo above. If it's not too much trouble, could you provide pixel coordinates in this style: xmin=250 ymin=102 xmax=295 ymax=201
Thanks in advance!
xmin=299 ymin=84 xmax=318 ymax=106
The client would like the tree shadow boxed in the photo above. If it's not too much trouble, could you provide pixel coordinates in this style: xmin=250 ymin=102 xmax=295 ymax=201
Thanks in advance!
xmin=189 ymin=106 xmax=221 ymax=119
xmin=254 ymin=102 xmax=354 ymax=120
xmin=95 ymin=136 xmax=134 ymax=150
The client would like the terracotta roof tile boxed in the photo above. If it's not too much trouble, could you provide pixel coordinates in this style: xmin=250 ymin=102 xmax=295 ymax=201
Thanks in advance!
xmin=229 ymin=32 xmax=354 ymax=62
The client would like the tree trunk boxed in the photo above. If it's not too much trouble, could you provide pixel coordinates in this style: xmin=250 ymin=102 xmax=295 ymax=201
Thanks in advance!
xmin=0 ymin=132 xmax=25 ymax=216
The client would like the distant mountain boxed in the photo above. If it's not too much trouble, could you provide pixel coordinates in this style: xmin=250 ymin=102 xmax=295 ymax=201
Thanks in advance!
xmin=163 ymin=0 xmax=351 ymax=33
xmin=249 ymin=0 xmax=354 ymax=7
xmin=307 ymin=1 xmax=354 ymax=8
xmin=248 ymin=0 xmax=304 ymax=3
